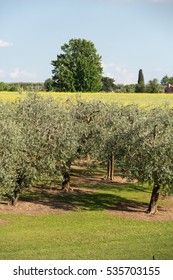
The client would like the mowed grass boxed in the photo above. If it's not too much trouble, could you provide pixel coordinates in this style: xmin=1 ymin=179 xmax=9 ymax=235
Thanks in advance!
xmin=0 ymin=178 xmax=173 ymax=260
xmin=1 ymin=91 xmax=173 ymax=106
xmin=0 ymin=212 xmax=172 ymax=260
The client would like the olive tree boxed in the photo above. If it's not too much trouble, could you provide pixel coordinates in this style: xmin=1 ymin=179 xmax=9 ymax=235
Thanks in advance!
xmin=119 ymin=107 xmax=173 ymax=214
xmin=0 ymin=102 xmax=27 ymax=204
xmin=71 ymin=100 xmax=107 ymax=157
xmin=97 ymin=104 xmax=143 ymax=180
xmin=96 ymin=104 xmax=173 ymax=214
xmin=15 ymin=94 xmax=78 ymax=193
xmin=0 ymin=94 xmax=79 ymax=203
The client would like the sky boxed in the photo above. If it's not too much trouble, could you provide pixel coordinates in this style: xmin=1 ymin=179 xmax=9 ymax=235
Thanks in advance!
xmin=0 ymin=0 xmax=173 ymax=84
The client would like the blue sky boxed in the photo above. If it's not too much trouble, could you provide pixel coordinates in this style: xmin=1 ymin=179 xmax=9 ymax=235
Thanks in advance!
xmin=0 ymin=0 xmax=173 ymax=84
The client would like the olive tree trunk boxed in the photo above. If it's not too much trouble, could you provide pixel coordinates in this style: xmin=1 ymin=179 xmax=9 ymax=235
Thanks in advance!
xmin=106 ymin=154 xmax=114 ymax=180
xmin=11 ymin=174 xmax=22 ymax=206
xmin=110 ymin=154 xmax=115 ymax=180
xmin=147 ymin=184 xmax=160 ymax=214
xmin=62 ymin=170 xmax=73 ymax=192
xmin=11 ymin=188 xmax=20 ymax=206
xmin=107 ymin=159 xmax=111 ymax=180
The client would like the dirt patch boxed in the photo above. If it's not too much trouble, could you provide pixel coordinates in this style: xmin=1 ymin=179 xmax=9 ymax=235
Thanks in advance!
xmin=105 ymin=197 xmax=173 ymax=222
xmin=0 ymin=168 xmax=173 ymax=221
xmin=0 ymin=219 xmax=8 ymax=225
xmin=0 ymin=187 xmax=96 ymax=215
xmin=0 ymin=200 xmax=64 ymax=215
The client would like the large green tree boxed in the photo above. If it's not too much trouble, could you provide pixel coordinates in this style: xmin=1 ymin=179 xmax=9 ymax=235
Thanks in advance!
xmin=51 ymin=38 xmax=103 ymax=92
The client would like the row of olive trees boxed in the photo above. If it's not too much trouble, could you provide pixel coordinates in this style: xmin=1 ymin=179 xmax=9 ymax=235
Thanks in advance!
xmin=0 ymin=94 xmax=173 ymax=214
xmin=73 ymin=102 xmax=173 ymax=214
xmin=0 ymin=94 xmax=79 ymax=204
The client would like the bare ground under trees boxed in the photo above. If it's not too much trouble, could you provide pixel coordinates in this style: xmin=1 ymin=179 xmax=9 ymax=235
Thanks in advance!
xmin=0 ymin=165 xmax=173 ymax=222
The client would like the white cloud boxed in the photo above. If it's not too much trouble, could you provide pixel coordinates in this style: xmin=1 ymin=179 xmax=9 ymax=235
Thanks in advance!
xmin=102 ymin=62 xmax=116 ymax=68
xmin=10 ymin=68 xmax=37 ymax=80
xmin=0 ymin=39 xmax=13 ymax=48
xmin=103 ymin=62 xmax=136 ymax=84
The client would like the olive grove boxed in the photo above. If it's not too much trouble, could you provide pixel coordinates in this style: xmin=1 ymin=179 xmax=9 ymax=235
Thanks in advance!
xmin=0 ymin=94 xmax=173 ymax=214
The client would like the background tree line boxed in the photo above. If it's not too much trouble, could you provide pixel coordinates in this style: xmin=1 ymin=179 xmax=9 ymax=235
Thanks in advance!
xmin=0 ymin=76 xmax=170 ymax=93
xmin=1 ymin=39 xmax=173 ymax=93
xmin=0 ymin=82 xmax=45 ymax=92
xmin=0 ymin=94 xmax=173 ymax=214
xmin=44 ymin=74 xmax=172 ymax=93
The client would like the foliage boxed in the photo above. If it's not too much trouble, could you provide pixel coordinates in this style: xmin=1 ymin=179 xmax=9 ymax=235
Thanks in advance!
xmin=0 ymin=82 xmax=45 ymax=92
xmin=118 ymin=107 xmax=173 ymax=194
xmin=161 ymin=75 xmax=173 ymax=86
xmin=99 ymin=105 xmax=143 ymax=162
xmin=0 ymin=103 xmax=25 ymax=200
xmin=51 ymin=38 xmax=103 ymax=92
xmin=16 ymin=94 xmax=78 ymax=174
xmin=90 ymin=104 xmax=173 ymax=213
xmin=0 ymin=82 xmax=20 ymax=92
xmin=44 ymin=78 xmax=55 ymax=92
xmin=138 ymin=69 xmax=145 ymax=85
xmin=145 ymin=79 xmax=163 ymax=93
xmin=101 ymin=77 xmax=116 ymax=92
xmin=70 ymin=99 xmax=107 ymax=159
xmin=0 ymin=94 xmax=78 ymax=202
xmin=123 ymin=84 xmax=136 ymax=93
xmin=135 ymin=69 xmax=145 ymax=93
xmin=0 ymin=82 xmax=9 ymax=91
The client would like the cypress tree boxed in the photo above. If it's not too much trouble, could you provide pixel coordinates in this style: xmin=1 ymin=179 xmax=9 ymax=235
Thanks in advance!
xmin=135 ymin=69 xmax=145 ymax=92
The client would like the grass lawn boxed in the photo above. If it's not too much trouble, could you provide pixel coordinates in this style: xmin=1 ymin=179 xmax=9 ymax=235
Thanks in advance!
xmin=0 ymin=167 xmax=173 ymax=260
xmin=0 ymin=212 xmax=173 ymax=260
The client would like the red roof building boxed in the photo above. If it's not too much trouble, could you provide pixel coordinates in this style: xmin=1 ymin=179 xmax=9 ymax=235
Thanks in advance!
xmin=165 ymin=84 xmax=173 ymax=93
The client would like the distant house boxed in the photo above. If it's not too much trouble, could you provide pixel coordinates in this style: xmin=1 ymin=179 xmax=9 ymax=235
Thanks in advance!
xmin=165 ymin=84 xmax=173 ymax=93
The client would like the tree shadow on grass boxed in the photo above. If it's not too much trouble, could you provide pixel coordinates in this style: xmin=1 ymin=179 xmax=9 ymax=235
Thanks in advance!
xmin=70 ymin=170 xmax=150 ymax=194
xmin=20 ymin=185 xmax=150 ymax=213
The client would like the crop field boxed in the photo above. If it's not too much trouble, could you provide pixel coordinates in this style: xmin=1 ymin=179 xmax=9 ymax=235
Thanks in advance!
xmin=1 ymin=91 xmax=173 ymax=106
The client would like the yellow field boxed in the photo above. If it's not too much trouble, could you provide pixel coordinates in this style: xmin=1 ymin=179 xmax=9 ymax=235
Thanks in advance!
xmin=1 ymin=91 xmax=173 ymax=107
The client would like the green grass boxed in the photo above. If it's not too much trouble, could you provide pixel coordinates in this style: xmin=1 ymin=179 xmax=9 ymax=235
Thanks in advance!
xmin=0 ymin=212 xmax=172 ymax=260
xmin=1 ymin=91 xmax=173 ymax=107
xmin=0 ymin=177 xmax=173 ymax=260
